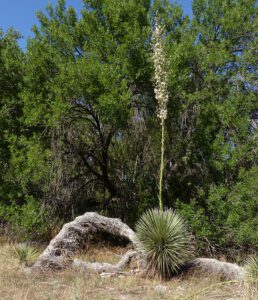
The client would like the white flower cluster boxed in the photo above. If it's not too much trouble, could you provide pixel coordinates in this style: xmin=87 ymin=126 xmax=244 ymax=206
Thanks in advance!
xmin=152 ymin=22 xmax=169 ymax=121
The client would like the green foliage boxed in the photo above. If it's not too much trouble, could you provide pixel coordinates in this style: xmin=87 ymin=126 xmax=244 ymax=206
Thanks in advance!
xmin=135 ymin=209 xmax=192 ymax=278
xmin=3 ymin=243 xmax=39 ymax=266
xmin=175 ymin=200 xmax=213 ymax=241
xmin=0 ymin=29 xmax=24 ymax=203
xmin=207 ymin=167 xmax=258 ymax=248
xmin=0 ymin=197 xmax=50 ymax=241
xmin=0 ymin=0 xmax=257 ymax=259
xmin=176 ymin=167 xmax=258 ymax=256
xmin=11 ymin=0 xmax=153 ymax=220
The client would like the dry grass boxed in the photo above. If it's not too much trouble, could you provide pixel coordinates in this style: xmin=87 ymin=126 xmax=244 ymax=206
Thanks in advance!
xmin=0 ymin=241 xmax=257 ymax=300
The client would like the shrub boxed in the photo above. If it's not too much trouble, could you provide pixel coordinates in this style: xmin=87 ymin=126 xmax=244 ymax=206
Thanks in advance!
xmin=175 ymin=167 xmax=258 ymax=259
xmin=3 ymin=243 xmax=39 ymax=266
xmin=135 ymin=208 xmax=193 ymax=278
xmin=0 ymin=196 xmax=50 ymax=241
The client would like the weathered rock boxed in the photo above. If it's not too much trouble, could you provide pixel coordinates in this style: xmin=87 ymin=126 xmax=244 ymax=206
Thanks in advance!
xmin=184 ymin=258 xmax=246 ymax=280
xmin=72 ymin=250 xmax=137 ymax=274
xmin=30 ymin=212 xmax=136 ymax=272
xmin=100 ymin=272 xmax=130 ymax=278
xmin=29 ymin=212 xmax=246 ymax=281
xmin=154 ymin=284 xmax=168 ymax=293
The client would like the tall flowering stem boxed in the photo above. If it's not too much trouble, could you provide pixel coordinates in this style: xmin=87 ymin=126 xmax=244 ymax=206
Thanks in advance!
xmin=152 ymin=21 xmax=169 ymax=211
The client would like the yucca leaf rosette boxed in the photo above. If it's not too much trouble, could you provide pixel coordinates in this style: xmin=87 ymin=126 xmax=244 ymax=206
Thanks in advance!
xmin=135 ymin=208 xmax=192 ymax=278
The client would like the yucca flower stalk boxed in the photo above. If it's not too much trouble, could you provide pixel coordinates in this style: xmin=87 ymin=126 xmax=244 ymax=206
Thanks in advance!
xmin=152 ymin=20 xmax=169 ymax=211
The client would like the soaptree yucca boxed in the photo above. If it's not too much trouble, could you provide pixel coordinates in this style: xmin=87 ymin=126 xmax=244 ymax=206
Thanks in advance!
xmin=135 ymin=208 xmax=192 ymax=278
xmin=135 ymin=20 xmax=192 ymax=279
xmin=3 ymin=243 xmax=39 ymax=266
xmin=245 ymin=256 xmax=258 ymax=280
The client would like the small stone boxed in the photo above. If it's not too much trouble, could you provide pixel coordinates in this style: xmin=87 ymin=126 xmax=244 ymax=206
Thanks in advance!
xmin=100 ymin=272 xmax=113 ymax=278
xmin=154 ymin=284 xmax=168 ymax=293
xmin=100 ymin=272 xmax=127 ymax=278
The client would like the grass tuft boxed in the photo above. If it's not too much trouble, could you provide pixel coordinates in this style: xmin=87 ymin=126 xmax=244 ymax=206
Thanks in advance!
xmin=2 ymin=242 xmax=39 ymax=266
xmin=245 ymin=256 xmax=258 ymax=280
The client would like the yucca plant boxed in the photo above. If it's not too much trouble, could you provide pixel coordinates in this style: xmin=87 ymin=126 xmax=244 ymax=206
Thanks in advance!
xmin=135 ymin=19 xmax=193 ymax=279
xmin=135 ymin=208 xmax=192 ymax=278
xmin=3 ymin=243 xmax=39 ymax=266
xmin=245 ymin=256 xmax=258 ymax=280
